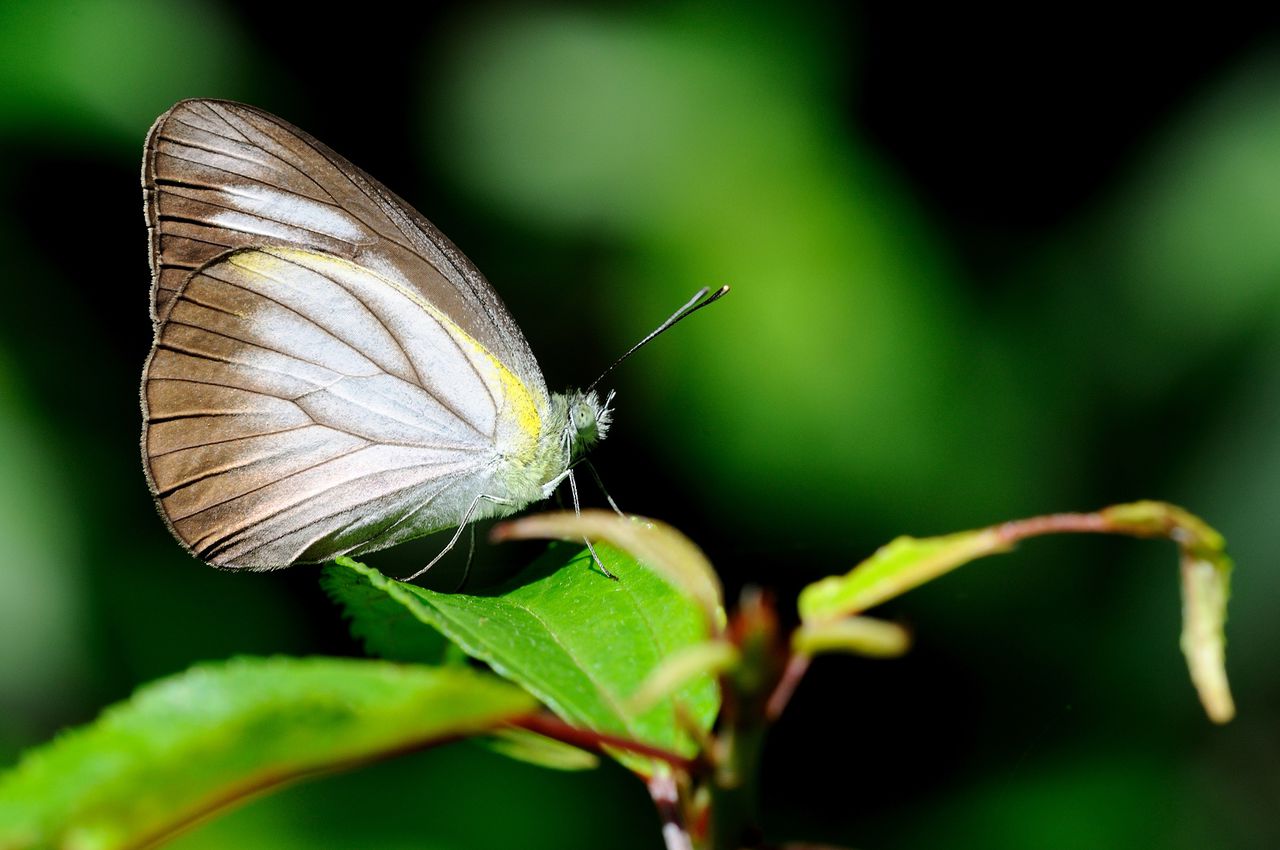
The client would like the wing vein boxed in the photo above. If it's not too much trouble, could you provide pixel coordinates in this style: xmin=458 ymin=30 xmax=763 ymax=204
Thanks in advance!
xmin=165 ymin=318 xmax=346 ymax=377
xmin=190 ymin=455 xmax=474 ymax=551
xmin=146 ymin=375 xmax=312 ymax=408
xmin=156 ymin=437 xmax=370 ymax=499
xmin=160 ymin=197 xmax=361 ymax=247
xmin=237 ymin=471 xmax=471 ymax=564
xmin=154 ymin=151 xmax=324 ymax=201
xmin=186 ymin=104 xmax=251 ymax=142
xmin=209 ymin=104 xmax=343 ymax=203
xmin=148 ymin=423 xmax=313 ymax=459
xmin=267 ymin=251 xmax=489 ymax=436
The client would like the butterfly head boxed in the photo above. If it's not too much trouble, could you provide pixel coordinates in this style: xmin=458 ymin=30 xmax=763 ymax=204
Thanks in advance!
xmin=557 ymin=388 xmax=613 ymax=465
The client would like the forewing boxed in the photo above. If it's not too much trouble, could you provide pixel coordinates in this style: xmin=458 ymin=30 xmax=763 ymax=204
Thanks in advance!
xmin=143 ymin=98 xmax=546 ymax=403
xmin=142 ymin=247 xmax=522 ymax=570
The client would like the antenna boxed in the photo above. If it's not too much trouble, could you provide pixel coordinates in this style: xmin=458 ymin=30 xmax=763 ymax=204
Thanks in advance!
xmin=587 ymin=285 xmax=730 ymax=392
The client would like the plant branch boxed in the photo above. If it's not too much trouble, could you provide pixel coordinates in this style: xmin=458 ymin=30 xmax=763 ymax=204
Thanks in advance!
xmin=796 ymin=500 xmax=1235 ymax=723
xmin=509 ymin=713 xmax=696 ymax=773
xmin=649 ymin=769 xmax=696 ymax=850
xmin=763 ymin=653 xmax=811 ymax=722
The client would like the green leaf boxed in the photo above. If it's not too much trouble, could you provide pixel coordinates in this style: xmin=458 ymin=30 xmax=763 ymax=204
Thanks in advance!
xmin=326 ymin=545 xmax=719 ymax=773
xmin=0 ymin=657 xmax=536 ymax=850
xmin=321 ymin=564 xmax=450 ymax=664
xmin=798 ymin=529 xmax=1008 ymax=623
xmin=476 ymin=728 xmax=600 ymax=772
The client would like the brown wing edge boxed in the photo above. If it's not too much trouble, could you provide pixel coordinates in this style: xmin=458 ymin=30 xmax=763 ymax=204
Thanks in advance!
xmin=141 ymin=101 xmax=172 ymax=327
xmin=138 ymin=245 xmax=295 ymax=571
xmin=142 ymin=101 xmax=210 ymax=566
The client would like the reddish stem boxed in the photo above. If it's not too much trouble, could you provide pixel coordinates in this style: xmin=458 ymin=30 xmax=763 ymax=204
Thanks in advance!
xmin=763 ymin=653 xmax=811 ymax=722
xmin=994 ymin=512 xmax=1111 ymax=542
xmin=509 ymin=712 xmax=695 ymax=773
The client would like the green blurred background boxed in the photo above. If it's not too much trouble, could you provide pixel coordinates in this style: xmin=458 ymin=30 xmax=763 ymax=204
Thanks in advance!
xmin=1 ymin=2 xmax=1278 ymax=847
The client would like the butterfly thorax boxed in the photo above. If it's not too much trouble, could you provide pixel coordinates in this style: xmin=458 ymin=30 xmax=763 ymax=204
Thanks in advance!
xmin=483 ymin=388 xmax=611 ymax=510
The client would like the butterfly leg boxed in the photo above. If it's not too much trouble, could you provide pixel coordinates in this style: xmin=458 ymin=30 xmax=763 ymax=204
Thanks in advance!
xmin=402 ymin=493 xmax=514 ymax=583
xmin=567 ymin=468 xmax=619 ymax=581
xmin=582 ymin=459 xmax=625 ymax=517
xmin=449 ymin=523 xmax=478 ymax=593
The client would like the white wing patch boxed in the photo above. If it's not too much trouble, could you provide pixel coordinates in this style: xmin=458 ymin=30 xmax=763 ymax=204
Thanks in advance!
xmin=210 ymin=184 xmax=371 ymax=243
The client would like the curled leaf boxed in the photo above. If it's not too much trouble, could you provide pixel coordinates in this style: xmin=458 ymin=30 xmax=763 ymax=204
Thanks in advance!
xmin=1180 ymin=551 xmax=1235 ymax=723
xmin=492 ymin=509 xmax=726 ymax=632
xmin=628 ymin=641 xmax=741 ymax=714
xmin=792 ymin=616 xmax=912 ymax=659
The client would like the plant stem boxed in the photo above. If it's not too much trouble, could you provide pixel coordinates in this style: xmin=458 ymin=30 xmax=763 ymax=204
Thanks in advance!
xmin=709 ymin=719 xmax=766 ymax=850
xmin=509 ymin=713 xmax=694 ymax=771
xmin=763 ymin=654 xmax=811 ymax=722
xmin=995 ymin=512 xmax=1108 ymax=540
xmin=650 ymin=770 xmax=696 ymax=850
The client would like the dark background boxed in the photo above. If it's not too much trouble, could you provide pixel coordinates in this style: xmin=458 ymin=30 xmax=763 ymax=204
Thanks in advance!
xmin=1 ymin=2 xmax=1278 ymax=847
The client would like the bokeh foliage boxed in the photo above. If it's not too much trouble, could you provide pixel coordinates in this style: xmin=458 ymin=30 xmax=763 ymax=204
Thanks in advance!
xmin=0 ymin=2 xmax=1276 ymax=848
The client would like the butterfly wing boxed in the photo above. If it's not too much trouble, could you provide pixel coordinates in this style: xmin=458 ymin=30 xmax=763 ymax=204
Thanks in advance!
xmin=142 ymin=99 xmax=559 ymax=569
xmin=143 ymin=246 xmax=547 ymax=569
xmin=143 ymin=98 xmax=546 ymax=404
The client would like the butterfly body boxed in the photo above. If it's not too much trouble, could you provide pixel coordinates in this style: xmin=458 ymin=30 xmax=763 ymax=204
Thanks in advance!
xmin=141 ymin=99 xmax=609 ymax=569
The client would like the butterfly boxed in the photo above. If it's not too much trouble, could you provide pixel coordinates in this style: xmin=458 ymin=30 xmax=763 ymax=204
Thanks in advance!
xmin=140 ymin=99 xmax=725 ymax=577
